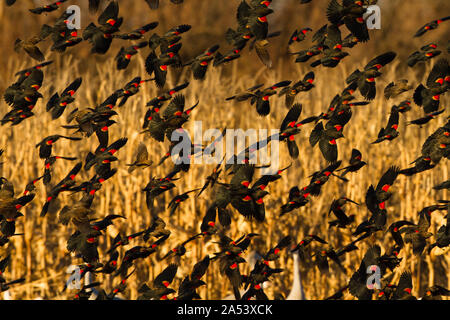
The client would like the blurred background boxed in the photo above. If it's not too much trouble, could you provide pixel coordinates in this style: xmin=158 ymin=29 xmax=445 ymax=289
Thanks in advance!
xmin=0 ymin=0 xmax=449 ymax=300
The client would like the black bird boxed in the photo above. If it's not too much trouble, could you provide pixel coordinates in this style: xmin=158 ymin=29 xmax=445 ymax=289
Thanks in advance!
xmin=336 ymin=148 xmax=366 ymax=176
xmin=47 ymin=78 xmax=82 ymax=120
xmin=346 ymin=52 xmax=397 ymax=100
xmin=371 ymin=106 xmax=400 ymax=144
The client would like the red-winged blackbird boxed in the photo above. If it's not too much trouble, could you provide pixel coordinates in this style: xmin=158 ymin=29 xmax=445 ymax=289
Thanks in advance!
xmin=114 ymin=22 xmax=159 ymax=40
xmin=161 ymin=234 xmax=201 ymax=262
xmin=39 ymin=11 xmax=83 ymax=53
xmin=407 ymin=109 xmax=445 ymax=127
xmin=85 ymin=137 xmax=127 ymax=177
xmin=336 ymin=148 xmax=366 ymax=176
xmin=97 ymin=251 xmax=119 ymax=275
xmin=386 ymin=220 xmax=415 ymax=248
xmin=280 ymin=186 xmax=309 ymax=216
xmin=64 ymin=96 xmax=119 ymax=137
xmin=12 ymin=61 xmax=53 ymax=84
xmin=413 ymin=58 xmax=449 ymax=114
xmin=143 ymin=175 xmax=177 ymax=209
xmin=43 ymin=156 xmax=78 ymax=185
xmin=189 ymin=255 xmax=210 ymax=282
xmin=314 ymin=82 xmax=363 ymax=121
xmin=310 ymin=25 xmax=349 ymax=68
xmin=114 ymin=235 xmax=169 ymax=277
xmin=29 ymin=0 xmax=68 ymax=14
xmin=47 ymin=78 xmax=82 ymax=120
xmin=342 ymin=33 xmax=359 ymax=48
xmin=395 ymin=100 xmax=412 ymax=113
xmin=328 ymin=197 xmax=358 ymax=229
xmin=184 ymin=45 xmax=220 ymax=80
xmin=145 ymin=49 xmax=179 ymax=88
xmin=23 ymin=176 xmax=43 ymax=196
xmin=310 ymin=122 xmax=344 ymax=162
xmin=279 ymin=103 xmax=312 ymax=159
xmin=36 ymin=135 xmax=82 ymax=159
xmin=142 ymin=216 xmax=171 ymax=242
xmin=41 ymin=162 xmax=82 ymax=217
xmin=427 ymin=202 xmax=450 ymax=252
xmin=149 ymin=23 xmax=191 ymax=50
xmin=137 ymin=264 xmax=178 ymax=300
xmin=384 ymin=80 xmax=413 ymax=100
xmin=0 ymin=178 xmax=35 ymax=237
xmin=213 ymin=233 xmax=258 ymax=300
xmin=291 ymin=44 xmax=323 ymax=63
xmin=69 ymin=168 xmax=116 ymax=196
xmin=143 ymin=96 xmax=198 ymax=143
xmin=3 ymin=68 xmax=44 ymax=125
xmin=117 ymin=77 xmax=152 ymax=107
xmin=399 ymin=205 xmax=444 ymax=256
xmin=313 ymin=245 xmax=349 ymax=275
xmin=414 ymin=16 xmax=450 ymax=37
xmin=433 ymin=180 xmax=450 ymax=190
xmin=83 ymin=1 xmax=123 ymax=54
xmin=14 ymin=31 xmax=48 ymax=62
xmin=198 ymin=205 xmax=218 ymax=237
xmin=58 ymin=193 xmax=95 ymax=232
xmin=167 ymin=188 xmax=201 ymax=216
xmin=197 ymin=161 xmax=224 ymax=197
xmin=307 ymin=160 xmax=345 ymax=196
xmin=422 ymin=285 xmax=450 ymax=300
xmin=362 ymin=166 xmax=400 ymax=230
xmin=401 ymin=119 xmax=449 ymax=176
xmin=407 ymin=44 xmax=441 ymax=67
xmin=212 ymin=162 xmax=272 ymax=223
xmin=262 ymin=235 xmax=292 ymax=263
xmin=278 ymin=72 xmax=315 ymax=108
xmin=91 ymin=214 xmax=125 ymax=233
xmin=348 ymin=245 xmax=382 ymax=300
xmin=146 ymin=82 xmax=190 ymax=109
xmin=291 ymin=234 xmax=327 ymax=261
xmin=107 ymin=231 xmax=146 ymax=254
xmin=175 ymin=276 xmax=206 ymax=300
xmin=115 ymin=41 xmax=148 ymax=70
xmin=288 ymin=28 xmax=312 ymax=45
xmin=66 ymin=229 xmax=102 ymax=263
xmin=235 ymin=2 xmax=274 ymax=67
xmin=226 ymin=80 xmax=291 ymax=116
xmin=391 ymin=272 xmax=416 ymax=300
xmin=346 ymin=51 xmax=397 ymax=100
xmin=371 ymin=105 xmax=400 ymax=144
xmin=126 ymin=142 xmax=153 ymax=173
xmin=326 ymin=0 xmax=370 ymax=42
xmin=109 ymin=269 xmax=135 ymax=298
xmin=241 ymin=260 xmax=281 ymax=300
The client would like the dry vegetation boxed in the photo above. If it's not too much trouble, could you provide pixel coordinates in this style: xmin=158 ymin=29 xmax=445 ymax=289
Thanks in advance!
xmin=0 ymin=0 xmax=449 ymax=300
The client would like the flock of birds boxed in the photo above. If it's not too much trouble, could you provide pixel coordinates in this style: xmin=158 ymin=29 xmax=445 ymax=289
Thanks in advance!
xmin=0 ymin=0 xmax=450 ymax=300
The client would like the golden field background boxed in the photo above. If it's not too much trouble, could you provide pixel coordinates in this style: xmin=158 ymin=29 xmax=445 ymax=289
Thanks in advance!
xmin=0 ymin=0 xmax=449 ymax=300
